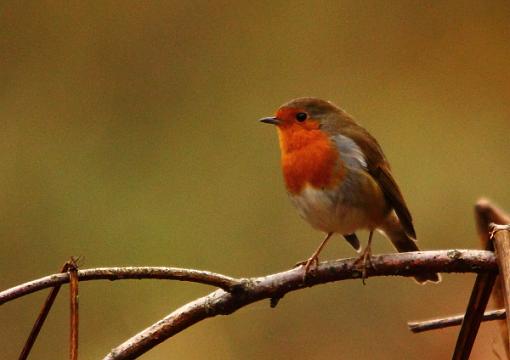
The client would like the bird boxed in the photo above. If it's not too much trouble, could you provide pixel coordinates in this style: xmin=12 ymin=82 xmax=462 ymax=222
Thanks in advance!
xmin=259 ymin=97 xmax=440 ymax=284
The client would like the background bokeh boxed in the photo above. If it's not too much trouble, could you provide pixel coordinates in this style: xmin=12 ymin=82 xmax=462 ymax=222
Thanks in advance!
xmin=1 ymin=1 xmax=510 ymax=359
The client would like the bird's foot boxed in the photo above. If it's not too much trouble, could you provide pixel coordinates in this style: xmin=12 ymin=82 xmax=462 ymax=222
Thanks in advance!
xmin=353 ymin=246 xmax=373 ymax=285
xmin=294 ymin=255 xmax=319 ymax=280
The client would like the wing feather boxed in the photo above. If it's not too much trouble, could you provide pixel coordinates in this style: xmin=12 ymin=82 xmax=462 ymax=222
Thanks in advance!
xmin=335 ymin=123 xmax=416 ymax=238
xmin=373 ymin=164 xmax=416 ymax=238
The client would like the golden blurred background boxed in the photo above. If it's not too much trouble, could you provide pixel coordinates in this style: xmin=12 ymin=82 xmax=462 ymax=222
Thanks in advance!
xmin=1 ymin=1 xmax=509 ymax=359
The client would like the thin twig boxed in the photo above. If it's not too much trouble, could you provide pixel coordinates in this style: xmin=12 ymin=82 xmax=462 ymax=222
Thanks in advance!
xmin=18 ymin=261 xmax=73 ymax=360
xmin=68 ymin=259 xmax=79 ymax=360
xmin=409 ymin=309 xmax=506 ymax=333
xmin=101 ymin=250 xmax=497 ymax=360
xmin=1 ymin=267 xmax=241 ymax=306
xmin=452 ymin=242 xmax=497 ymax=359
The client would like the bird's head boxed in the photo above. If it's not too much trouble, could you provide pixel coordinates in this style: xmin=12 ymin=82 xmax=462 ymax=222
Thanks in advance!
xmin=259 ymin=97 xmax=354 ymax=138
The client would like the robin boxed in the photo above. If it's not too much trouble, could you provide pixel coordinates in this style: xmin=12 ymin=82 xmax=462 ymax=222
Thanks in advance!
xmin=259 ymin=97 xmax=440 ymax=284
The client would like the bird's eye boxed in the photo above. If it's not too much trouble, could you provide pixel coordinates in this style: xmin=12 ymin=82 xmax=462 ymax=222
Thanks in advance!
xmin=295 ymin=112 xmax=307 ymax=122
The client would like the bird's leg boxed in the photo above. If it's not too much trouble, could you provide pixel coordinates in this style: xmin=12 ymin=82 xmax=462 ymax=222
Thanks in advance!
xmin=353 ymin=230 xmax=374 ymax=285
xmin=295 ymin=232 xmax=333 ymax=278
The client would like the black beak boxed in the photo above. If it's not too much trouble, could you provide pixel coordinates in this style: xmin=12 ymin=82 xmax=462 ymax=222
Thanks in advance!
xmin=259 ymin=116 xmax=281 ymax=125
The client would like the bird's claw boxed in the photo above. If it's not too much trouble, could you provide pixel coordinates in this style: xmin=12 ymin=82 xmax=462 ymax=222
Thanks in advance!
xmin=294 ymin=256 xmax=319 ymax=281
xmin=353 ymin=247 xmax=374 ymax=285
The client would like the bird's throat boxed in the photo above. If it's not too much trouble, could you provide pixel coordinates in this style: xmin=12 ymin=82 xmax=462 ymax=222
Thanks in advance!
xmin=277 ymin=125 xmax=344 ymax=194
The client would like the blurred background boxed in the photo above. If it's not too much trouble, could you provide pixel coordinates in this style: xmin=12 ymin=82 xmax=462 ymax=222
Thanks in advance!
xmin=1 ymin=1 xmax=509 ymax=359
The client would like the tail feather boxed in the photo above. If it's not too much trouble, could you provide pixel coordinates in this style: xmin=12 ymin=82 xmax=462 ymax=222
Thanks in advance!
xmin=378 ymin=212 xmax=441 ymax=284
xmin=343 ymin=233 xmax=361 ymax=251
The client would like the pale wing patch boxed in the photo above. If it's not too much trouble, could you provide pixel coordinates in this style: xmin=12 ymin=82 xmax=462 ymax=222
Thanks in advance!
xmin=331 ymin=134 xmax=367 ymax=169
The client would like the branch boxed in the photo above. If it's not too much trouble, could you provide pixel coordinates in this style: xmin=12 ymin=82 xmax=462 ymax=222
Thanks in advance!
xmin=476 ymin=200 xmax=510 ymax=355
xmin=101 ymin=250 xmax=496 ymax=359
xmin=452 ymin=263 xmax=497 ymax=359
xmin=491 ymin=223 xmax=510 ymax=352
xmin=18 ymin=260 xmax=74 ymax=360
xmin=68 ymin=260 xmax=79 ymax=360
xmin=450 ymin=200 xmax=510 ymax=359
xmin=0 ymin=267 xmax=240 ymax=306
xmin=409 ymin=309 xmax=506 ymax=333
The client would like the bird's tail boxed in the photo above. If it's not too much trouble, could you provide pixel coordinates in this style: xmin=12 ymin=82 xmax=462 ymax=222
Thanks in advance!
xmin=378 ymin=212 xmax=441 ymax=284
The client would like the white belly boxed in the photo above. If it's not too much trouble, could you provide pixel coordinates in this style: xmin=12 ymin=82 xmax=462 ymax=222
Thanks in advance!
xmin=289 ymin=185 xmax=370 ymax=234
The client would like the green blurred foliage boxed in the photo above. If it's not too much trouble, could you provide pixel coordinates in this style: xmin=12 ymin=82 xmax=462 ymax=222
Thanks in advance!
xmin=1 ymin=1 xmax=509 ymax=359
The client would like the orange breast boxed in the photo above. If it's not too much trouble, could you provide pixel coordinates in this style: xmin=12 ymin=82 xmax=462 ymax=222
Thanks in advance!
xmin=278 ymin=124 xmax=344 ymax=194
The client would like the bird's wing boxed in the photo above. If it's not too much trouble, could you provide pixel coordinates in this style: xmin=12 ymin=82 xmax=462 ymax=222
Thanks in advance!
xmin=338 ymin=125 xmax=417 ymax=239
xmin=330 ymin=134 xmax=367 ymax=170
xmin=372 ymin=164 xmax=416 ymax=238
